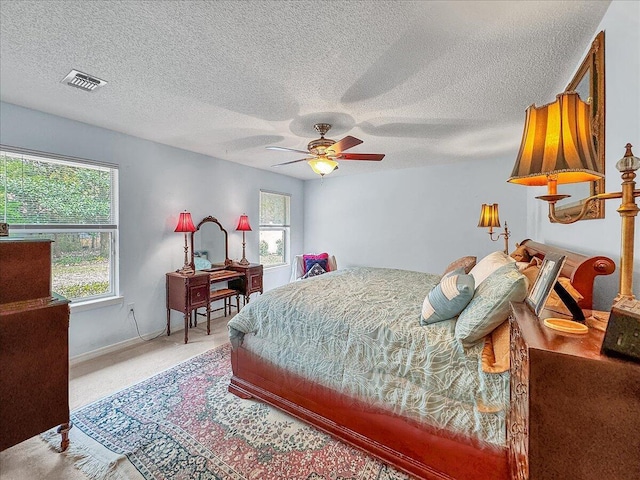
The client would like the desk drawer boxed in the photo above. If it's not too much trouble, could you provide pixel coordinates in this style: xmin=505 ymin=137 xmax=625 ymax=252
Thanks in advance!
xmin=250 ymin=274 xmax=262 ymax=291
xmin=190 ymin=284 xmax=209 ymax=306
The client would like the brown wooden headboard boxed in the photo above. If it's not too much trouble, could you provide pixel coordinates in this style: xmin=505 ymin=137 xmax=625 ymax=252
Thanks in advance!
xmin=519 ymin=239 xmax=615 ymax=309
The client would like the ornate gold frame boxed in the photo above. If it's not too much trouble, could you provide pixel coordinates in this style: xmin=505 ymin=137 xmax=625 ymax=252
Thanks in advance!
xmin=555 ymin=31 xmax=605 ymax=222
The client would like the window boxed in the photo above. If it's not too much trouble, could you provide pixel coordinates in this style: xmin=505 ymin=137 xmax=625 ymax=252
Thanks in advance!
xmin=1 ymin=146 xmax=119 ymax=302
xmin=259 ymin=191 xmax=290 ymax=268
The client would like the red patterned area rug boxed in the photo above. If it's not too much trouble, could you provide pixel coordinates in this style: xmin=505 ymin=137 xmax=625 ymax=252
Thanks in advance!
xmin=43 ymin=343 xmax=410 ymax=480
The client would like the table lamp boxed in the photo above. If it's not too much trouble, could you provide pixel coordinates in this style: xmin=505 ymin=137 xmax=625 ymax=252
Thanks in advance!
xmin=236 ymin=214 xmax=252 ymax=266
xmin=174 ymin=211 xmax=196 ymax=275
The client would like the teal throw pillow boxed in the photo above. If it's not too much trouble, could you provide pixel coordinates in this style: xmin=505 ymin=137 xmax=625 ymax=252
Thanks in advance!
xmin=455 ymin=262 xmax=527 ymax=348
xmin=194 ymin=256 xmax=212 ymax=270
xmin=421 ymin=268 xmax=475 ymax=325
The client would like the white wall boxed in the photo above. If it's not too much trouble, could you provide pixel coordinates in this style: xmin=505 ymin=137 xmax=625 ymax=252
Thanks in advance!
xmin=0 ymin=102 xmax=304 ymax=357
xmin=305 ymin=1 xmax=639 ymax=312
xmin=527 ymin=0 xmax=640 ymax=309
xmin=304 ymin=156 xmax=527 ymax=275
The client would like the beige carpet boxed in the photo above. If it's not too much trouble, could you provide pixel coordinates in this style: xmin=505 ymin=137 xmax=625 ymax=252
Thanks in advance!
xmin=0 ymin=317 xmax=229 ymax=480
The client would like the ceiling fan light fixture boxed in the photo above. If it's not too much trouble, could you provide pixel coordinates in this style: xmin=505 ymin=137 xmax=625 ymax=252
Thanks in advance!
xmin=308 ymin=157 xmax=338 ymax=176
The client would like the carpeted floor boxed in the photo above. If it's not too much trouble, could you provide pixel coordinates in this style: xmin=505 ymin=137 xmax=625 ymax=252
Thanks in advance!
xmin=0 ymin=319 xmax=227 ymax=480
xmin=1 ymin=318 xmax=410 ymax=480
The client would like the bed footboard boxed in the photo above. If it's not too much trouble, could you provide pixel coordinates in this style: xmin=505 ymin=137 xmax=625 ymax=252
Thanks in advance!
xmin=229 ymin=345 xmax=509 ymax=480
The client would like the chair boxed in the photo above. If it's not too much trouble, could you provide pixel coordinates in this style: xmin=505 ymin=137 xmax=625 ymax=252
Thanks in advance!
xmin=290 ymin=253 xmax=337 ymax=282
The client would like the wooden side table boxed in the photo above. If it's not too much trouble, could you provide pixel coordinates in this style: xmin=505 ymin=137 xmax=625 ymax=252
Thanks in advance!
xmin=508 ymin=302 xmax=640 ymax=480
xmin=166 ymin=271 xmax=210 ymax=344
xmin=228 ymin=263 xmax=263 ymax=305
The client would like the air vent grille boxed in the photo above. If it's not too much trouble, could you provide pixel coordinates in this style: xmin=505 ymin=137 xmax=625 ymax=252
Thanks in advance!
xmin=61 ymin=70 xmax=107 ymax=92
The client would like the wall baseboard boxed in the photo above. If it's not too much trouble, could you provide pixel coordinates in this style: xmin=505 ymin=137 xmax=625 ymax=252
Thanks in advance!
xmin=69 ymin=327 xmax=169 ymax=366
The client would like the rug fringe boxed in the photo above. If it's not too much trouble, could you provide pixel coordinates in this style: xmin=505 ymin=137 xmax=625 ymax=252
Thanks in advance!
xmin=41 ymin=429 xmax=124 ymax=480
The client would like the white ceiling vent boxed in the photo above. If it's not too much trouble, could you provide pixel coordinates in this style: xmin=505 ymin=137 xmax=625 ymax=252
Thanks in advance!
xmin=61 ymin=70 xmax=107 ymax=92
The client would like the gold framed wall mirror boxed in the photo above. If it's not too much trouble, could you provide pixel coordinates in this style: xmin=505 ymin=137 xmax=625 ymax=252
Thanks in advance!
xmin=190 ymin=216 xmax=231 ymax=271
xmin=553 ymin=31 xmax=605 ymax=222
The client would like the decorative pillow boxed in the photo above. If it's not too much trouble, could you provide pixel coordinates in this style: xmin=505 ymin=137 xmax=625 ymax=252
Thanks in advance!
xmin=421 ymin=269 xmax=475 ymax=325
xmin=442 ymin=256 xmax=477 ymax=276
xmin=194 ymin=256 xmax=212 ymax=270
xmin=302 ymin=262 xmax=326 ymax=279
xmin=469 ymin=251 xmax=516 ymax=287
xmin=509 ymin=243 xmax=532 ymax=263
xmin=303 ymin=252 xmax=330 ymax=273
xmin=455 ymin=262 xmax=527 ymax=348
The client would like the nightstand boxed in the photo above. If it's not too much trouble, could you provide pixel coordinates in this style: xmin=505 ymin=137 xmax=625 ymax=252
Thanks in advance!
xmin=508 ymin=302 xmax=640 ymax=480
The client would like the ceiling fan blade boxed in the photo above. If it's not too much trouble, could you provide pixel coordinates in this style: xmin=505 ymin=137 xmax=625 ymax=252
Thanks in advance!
xmin=266 ymin=146 xmax=311 ymax=155
xmin=271 ymin=157 xmax=312 ymax=167
xmin=340 ymin=153 xmax=385 ymax=161
xmin=327 ymin=136 xmax=363 ymax=155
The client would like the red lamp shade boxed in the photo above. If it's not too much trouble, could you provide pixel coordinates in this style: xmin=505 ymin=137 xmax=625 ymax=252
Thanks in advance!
xmin=174 ymin=212 xmax=196 ymax=233
xmin=236 ymin=214 xmax=252 ymax=232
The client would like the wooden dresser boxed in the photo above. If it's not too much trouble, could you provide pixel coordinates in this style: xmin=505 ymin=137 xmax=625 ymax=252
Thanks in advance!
xmin=0 ymin=238 xmax=71 ymax=451
xmin=508 ymin=302 xmax=640 ymax=480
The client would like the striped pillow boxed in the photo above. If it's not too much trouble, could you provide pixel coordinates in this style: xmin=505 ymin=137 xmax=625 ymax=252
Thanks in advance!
xmin=421 ymin=269 xmax=475 ymax=325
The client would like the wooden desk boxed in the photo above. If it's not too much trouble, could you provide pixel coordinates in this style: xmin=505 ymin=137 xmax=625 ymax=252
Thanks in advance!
xmin=508 ymin=302 xmax=640 ymax=480
xmin=166 ymin=269 xmax=244 ymax=343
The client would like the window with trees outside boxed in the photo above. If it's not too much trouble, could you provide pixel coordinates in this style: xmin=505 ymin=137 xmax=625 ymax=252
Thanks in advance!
xmin=259 ymin=191 xmax=290 ymax=268
xmin=1 ymin=146 xmax=119 ymax=302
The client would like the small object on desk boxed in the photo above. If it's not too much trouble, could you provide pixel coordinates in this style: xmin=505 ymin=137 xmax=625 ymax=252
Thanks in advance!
xmin=584 ymin=309 xmax=610 ymax=332
xmin=543 ymin=317 xmax=589 ymax=334
xmin=601 ymin=298 xmax=640 ymax=362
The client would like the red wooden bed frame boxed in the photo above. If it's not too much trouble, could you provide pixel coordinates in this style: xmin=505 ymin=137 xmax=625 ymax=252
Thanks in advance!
xmin=228 ymin=240 xmax=615 ymax=480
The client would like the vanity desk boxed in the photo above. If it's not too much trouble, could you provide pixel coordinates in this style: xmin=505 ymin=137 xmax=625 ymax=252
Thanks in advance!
xmin=165 ymin=215 xmax=263 ymax=344
xmin=508 ymin=302 xmax=640 ymax=480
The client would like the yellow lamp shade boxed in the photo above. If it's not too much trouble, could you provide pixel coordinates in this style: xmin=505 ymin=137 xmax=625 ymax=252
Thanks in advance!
xmin=478 ymin=203 xmax=501 ymax=228
xmin=308 ymin=157 xmax=338 ymax=176
xmin=508 ymin=91 xmax=604 ymax=186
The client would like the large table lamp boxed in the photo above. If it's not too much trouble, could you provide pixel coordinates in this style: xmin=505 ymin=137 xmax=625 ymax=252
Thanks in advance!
xmin=174 ymin=211 xmax=196 ymax=275
xmin=508 ymin=91 xmax=639 ymax=302
xmin=236 ymin=214 xmax=252 ymax=266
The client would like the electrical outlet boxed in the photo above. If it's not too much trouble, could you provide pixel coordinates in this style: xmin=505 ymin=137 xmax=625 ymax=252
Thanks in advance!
xmin=127 ymin=303 xmax=135 ymax=313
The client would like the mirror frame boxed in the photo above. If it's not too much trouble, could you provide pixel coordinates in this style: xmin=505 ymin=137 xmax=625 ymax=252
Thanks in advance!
xmin=555 ymin=30 xmax=605 ymax=222
xmin=190 ymin=216 xmax=231 ymax=269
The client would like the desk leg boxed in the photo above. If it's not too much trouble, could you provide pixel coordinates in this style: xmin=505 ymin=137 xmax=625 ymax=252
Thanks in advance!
xmin=183 ymin=311 xmax=189 ymax=344
xmin=206 ymin=302 xmax=211 ymax=335
xmin=167 ymin=308 xmax=171 ymax=336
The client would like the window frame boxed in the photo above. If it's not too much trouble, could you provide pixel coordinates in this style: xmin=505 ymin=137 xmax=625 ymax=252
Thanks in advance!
xmin=259 ymin=190 xmax=291 ymax=269
xmin=1 ymin=145 xmax=119 ymax=304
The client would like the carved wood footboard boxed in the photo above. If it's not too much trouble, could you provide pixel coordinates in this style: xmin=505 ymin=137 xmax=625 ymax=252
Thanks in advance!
xmin=230 ymin=345 xmax=509 ymax=480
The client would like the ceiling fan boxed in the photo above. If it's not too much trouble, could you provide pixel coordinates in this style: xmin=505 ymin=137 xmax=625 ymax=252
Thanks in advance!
xmin=268 ymin=123 xmax=385 ymax=177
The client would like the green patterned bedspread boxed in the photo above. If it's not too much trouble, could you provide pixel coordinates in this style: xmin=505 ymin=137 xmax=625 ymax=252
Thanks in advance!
xmin=228 ymin=267 xmax=508 ymax=446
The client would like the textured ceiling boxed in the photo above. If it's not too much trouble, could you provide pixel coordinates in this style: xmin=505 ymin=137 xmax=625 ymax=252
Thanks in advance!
xmin=0 ymin=0 xmax=610 ymax=180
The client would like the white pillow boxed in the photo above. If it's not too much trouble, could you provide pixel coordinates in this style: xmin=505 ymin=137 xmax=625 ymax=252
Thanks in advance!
xmin=469 ymin=251 xmax=516 ymax=287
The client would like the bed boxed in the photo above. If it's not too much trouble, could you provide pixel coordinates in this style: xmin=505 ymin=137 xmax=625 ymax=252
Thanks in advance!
xmin=227 ymin=240 xmax=615 ymax=480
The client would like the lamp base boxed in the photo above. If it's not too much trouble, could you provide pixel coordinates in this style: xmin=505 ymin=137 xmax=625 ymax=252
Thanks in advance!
xmin=176 ymin=265 xmax=195 ymax=275
xmin=237 ymin=258 xmax=250 ymax=266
